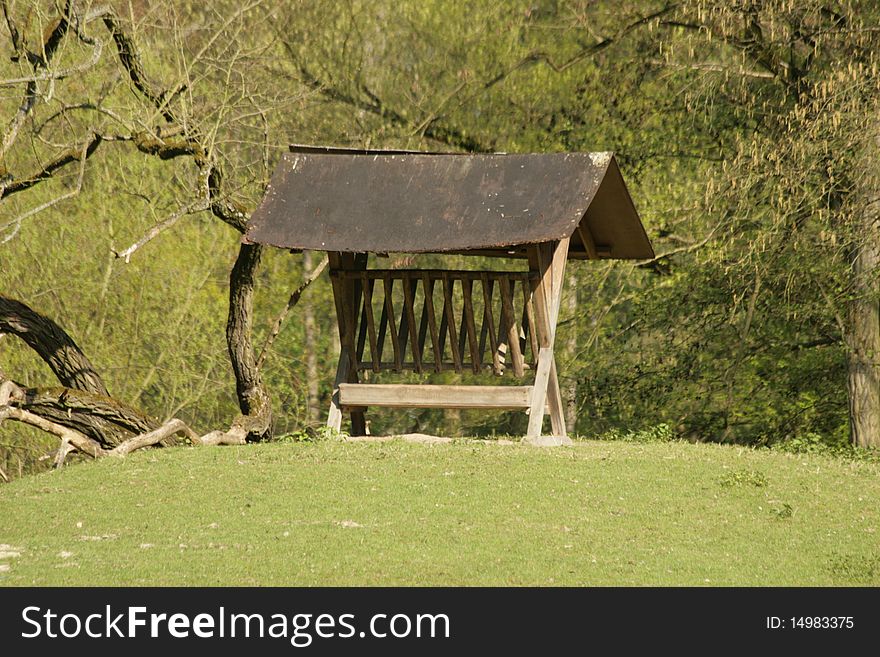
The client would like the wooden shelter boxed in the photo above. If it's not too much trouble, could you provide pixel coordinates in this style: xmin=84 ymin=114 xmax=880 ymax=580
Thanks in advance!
xmin=245 ymin=145 xmax=653 ymax=442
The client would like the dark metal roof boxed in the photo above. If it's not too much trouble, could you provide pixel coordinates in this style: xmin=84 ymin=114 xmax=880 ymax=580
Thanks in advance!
xmin=244 ymin=146 xmax=653 ymax=259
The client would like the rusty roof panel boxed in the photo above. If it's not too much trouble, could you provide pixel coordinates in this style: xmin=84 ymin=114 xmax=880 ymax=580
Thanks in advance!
xmin=244 ymin=150 xmax=653 ymax=259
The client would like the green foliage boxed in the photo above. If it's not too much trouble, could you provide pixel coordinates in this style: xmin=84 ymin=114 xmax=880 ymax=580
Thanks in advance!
xmin=596 ymin=423 xmax=677 ymax=443
xmin=274 ymin=426 xmax=348 ymax=444
xmin=770 ymin=432 xmax=880 ymax=463
xmin=719 ymin=469 xmax=768 ymax=488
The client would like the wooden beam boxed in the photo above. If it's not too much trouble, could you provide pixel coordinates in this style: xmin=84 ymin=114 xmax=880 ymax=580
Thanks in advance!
xmin=526 ymin=239 xmax=569 ymax=438
xmin=576 ymin=223 xmax=598 ymax=260
xmin=544 ymin=237 xmax=570 ymax=438
xmin=383 ymin=274 xmax=402 ymax=372
xmin=362 ymin=277 xmax=380 ymax=372
xmin=356 ymin=361 xmax=531 ymax=372
xmin=334 ymin=269 xmax=537 ymax=282
xmin=421 ymin=273 xmax=442 ymax=373
xmin=327 ymin=253 xmax=351 ymax=432
xmin=327 ymin=253 xmax=349 ymax=347
xmin=461 ymin=278 xmax=480 ymax=374
xmin=522 ymin=281 xmax=539 ymax=366
xmin=547 ymin=356 xmax=567 ymax=437
xmin=478 ymin=275 xmax=501 ymax=375
xmin=528 ymin=347 xmax=554 ymax=435
xmin=401 ymin=276 xmax=422 ymax=373
xmin=499 ymin=275 xmax=525 ymax=377
xmin=339 ymin=384 xmax=533 ymax=409
xmin=549 ymin=236 xmax=570 ymax=330
xmin=441 ymin=273 xmax=462 ymax=373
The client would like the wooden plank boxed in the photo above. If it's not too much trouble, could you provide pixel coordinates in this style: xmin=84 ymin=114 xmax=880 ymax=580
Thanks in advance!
xmin=576 ymin=223 xmax=598 ymax=260
xmin=480 ymin=273 xmax=502 ymax=375
xmin=339 ymin=383 xmax=533 ymax=409
xmin=355 ymin=274 xmax=368 ymax=365
xmin=416 ymin=280 xmax=429 ymax=364
xmin=457 ymin=280 xmax=468 ymax=366
xmin=377 ymin=301 xmax=388 ymax=363
xmin=499 ymin=275 xmax=525 ymax=377
xmin=461 ymin=278 xmax=480 ymax=374
xmin=335 ymin=269 xmax=537 ymax=282
xmin=383 ymin=274 xmax=402 ymax=371
xmin=421 ymin=273 xmax=442 ymax=373
xmin=548 ymin=356 xmax=567 ymax=436
xmin=438 ymin=299 xmax=448 ymax=357
xmin=523 ymin=281 xmax=539 ymax=366
xmin=544 ymin=238 xmax=570 ymax=437
xmin=442 ymin=273 xmax=462 ymax=373
xmin=401 ymin=276 xmax=422 ymax=373
xmin=339 ymin=254 xmax=363 ymax=373
xmin=361 ymin=277 xmax=380 ymax=372
xmin=527 ymin=347 xmax=553 ymax=437
xmin=357 ymin=362 xmax=532 ymax=372
xmin=494 ymin=279 xmax=511 ymax=374
xmin=398 ymin=284 xmax=410 ymax=358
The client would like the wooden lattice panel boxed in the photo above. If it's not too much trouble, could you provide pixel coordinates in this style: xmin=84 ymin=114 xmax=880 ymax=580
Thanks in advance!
xmin=331 ymin=269 xmax=540 ymax=378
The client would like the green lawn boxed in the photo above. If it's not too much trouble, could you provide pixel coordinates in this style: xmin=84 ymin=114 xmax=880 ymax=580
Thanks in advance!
xmin=1 ymin=439 xmax=878 ymax=586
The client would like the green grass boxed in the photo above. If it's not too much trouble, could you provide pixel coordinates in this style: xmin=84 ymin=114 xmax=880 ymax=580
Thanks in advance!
xmin=1 ymin=439 xmax=878 ymax=586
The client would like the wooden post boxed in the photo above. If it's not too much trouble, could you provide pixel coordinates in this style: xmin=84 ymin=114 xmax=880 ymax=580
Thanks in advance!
xmin=545 ymin=239 xmax=569 ymax=437
xmin=526 ymin=238 xmax=570 ymax=442
xmin=327 ymin=252 xmax=368 ymax=435
xmin=327 ymin=252 xmax=348 ymax=432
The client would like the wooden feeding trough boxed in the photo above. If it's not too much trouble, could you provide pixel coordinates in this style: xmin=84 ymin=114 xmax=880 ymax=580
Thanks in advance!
xmin=245 ymin=145 xmax=653 ymax=442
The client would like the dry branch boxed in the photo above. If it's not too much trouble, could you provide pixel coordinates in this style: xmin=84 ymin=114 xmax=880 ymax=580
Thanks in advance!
xmin=0 ymin=405 xmax=106 ymax=459
xmin=110 ymin=419 xmax=197 ymax=456
xmin=114 ymin=199 xmax=210 ymax=262
xmin=256 ymin=254 xmax=329 ymax=370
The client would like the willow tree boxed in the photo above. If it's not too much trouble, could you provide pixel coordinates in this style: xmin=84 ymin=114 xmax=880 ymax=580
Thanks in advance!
xmin=653 ymin=1 xmax=880 ymax=447
xmin=0 ymin=0 xmax=304 ymax=458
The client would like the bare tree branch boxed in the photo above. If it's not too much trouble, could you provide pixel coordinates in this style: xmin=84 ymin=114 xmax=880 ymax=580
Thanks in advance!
xmin=256 ymin=254 xmax=328 ymax=370
xmin=0 ymin=132 xmax=101 ymax=199
xmin=0 ymin=140 xmax=89 ymax=242
xmin=113 ymin=199 xmax=210 ymax=262
xmin=110 ymin=418 xmax=197 ymax=456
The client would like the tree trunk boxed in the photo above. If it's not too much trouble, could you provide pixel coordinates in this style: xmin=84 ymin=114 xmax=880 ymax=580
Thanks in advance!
xmin=13 ymin=386 xmax=158 ymax=448
xmin=226 ymin=242 xmax=272 ymax=439
xmin=0 ymin=295 xmax=164 ymax=448
xmin=565 ymin=273 xmax=578 ymax=431
xmin=0 ymin=295 xmax=109 ymax=396
xmin=846 ymin=130 xmax=880 ymax=449
xmin=303 ymin=250 xmax=320 ymax=422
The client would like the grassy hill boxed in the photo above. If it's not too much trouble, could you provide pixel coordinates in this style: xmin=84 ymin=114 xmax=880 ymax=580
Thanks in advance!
xmin=1 ymin=439 xmax=878 ymax=586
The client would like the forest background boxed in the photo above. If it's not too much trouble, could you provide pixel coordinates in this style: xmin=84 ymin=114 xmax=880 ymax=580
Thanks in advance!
xmin=3 ymin=0 xmax=879 ymax=480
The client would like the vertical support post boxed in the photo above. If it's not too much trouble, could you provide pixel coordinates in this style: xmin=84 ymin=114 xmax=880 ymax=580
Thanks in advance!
xmin=526 ymin=238 xmax=570 ymax=442
xmin=545 ymin=239 xmax=569 ymax=437
xmin=327 ymin=252 xmax=368 ymax=435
